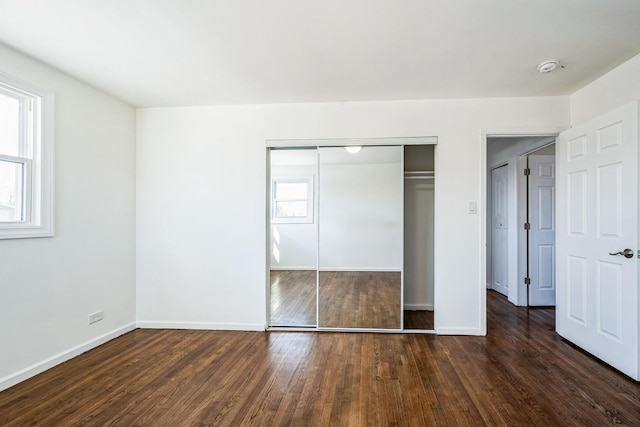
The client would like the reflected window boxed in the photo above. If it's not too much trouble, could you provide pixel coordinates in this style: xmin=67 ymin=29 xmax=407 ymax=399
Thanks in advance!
xmin=271 ymin=176 xmax=314 ymax=223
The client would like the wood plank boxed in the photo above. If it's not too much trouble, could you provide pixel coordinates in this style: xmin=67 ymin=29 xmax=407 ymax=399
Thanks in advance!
xmin=404 ymin=309 xmax=434 ymax=330
xmin=319 ymin=271 xmax=401 ymax=329
xmin=1 ymin=291 xmax=639 ymax=426
xmin=270 ymin=270 xmax=316 ymax=326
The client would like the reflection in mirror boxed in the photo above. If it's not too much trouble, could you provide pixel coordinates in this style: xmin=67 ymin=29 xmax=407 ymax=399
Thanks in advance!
xmin=318 ymin=146 xmax=403 ymax=329
xmin=269 ymin=148 xmax=318 ymax=327
xmin=403 ymin=145 xmax=435 ymax=330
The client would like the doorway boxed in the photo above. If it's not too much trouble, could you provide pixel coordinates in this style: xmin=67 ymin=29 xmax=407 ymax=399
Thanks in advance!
xmin=486 ymin=136 xmax=556 ymax=307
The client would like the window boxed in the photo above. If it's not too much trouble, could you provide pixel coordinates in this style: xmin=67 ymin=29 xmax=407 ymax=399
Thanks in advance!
xmin=271 ymin=176 xmax=314 ymax=223
xmin=0 ymin=72 xmax=54 ymax=239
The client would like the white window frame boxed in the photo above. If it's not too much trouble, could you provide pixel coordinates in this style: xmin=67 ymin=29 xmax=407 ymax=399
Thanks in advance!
xmin=271 ymin=176 xmax=314 ymax=224
xmin=0 ymin=72 xmax=54 ymax=239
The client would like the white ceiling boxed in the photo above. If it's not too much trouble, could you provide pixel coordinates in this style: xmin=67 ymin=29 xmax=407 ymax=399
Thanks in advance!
xmin=0 ymin=0 xmax=639 ymax=108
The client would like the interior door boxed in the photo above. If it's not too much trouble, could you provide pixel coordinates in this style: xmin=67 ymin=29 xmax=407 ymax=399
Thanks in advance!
xmin=557 ymin=101 xmax=638 ymax=380
xmin=528 ymin=154 xmax=556 ymax=306
xmin=491 ymin=165 xmax=509 ymax=296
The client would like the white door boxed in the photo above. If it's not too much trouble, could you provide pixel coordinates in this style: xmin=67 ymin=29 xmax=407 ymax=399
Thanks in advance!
xmin=491 ymin=165 xmax=509 ymax=296
xmin=528 ymin=154 xmax=556 ymax=306
xmin=557 ymin=101 xmax=639 ymax=380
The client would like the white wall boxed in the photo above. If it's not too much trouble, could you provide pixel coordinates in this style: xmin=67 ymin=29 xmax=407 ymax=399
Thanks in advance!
xmin=571 ymin=53 xmax=640 ymax=125
xmin=0 ymin=44 xmax=136 ymax=390
xmin=136 ymin=96 xmax=569 ymax=334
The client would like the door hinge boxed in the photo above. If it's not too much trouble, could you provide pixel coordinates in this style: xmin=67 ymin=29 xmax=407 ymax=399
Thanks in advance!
xmin=524 ymin=277 xmax=531 ymax=285
xmin=524 ymin=222 xmax=531 ymax=230
xmin=524 ymin=168 xmax=531 ymax=176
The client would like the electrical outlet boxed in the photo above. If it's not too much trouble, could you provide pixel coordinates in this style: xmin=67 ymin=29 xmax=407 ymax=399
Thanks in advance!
xmin=88 ymin=310 xmax=104 ymax=324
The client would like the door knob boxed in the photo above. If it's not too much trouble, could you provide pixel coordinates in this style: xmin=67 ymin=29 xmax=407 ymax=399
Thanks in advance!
xmin=609 ymin=248 xmax=634 ymax=258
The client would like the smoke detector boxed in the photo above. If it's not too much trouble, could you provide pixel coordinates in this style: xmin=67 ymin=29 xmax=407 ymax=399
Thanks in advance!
xmin=537 ymin=60 xmax=559 ymax=73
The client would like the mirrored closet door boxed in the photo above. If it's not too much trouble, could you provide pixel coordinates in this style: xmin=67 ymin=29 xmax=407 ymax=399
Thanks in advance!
xmin=318 ymin=146 xmax=403 ymax=330
xmin=269 ymin=148 xmax=318 ymax=327
xmin=268 ymin=141 xmax=435 ymax=332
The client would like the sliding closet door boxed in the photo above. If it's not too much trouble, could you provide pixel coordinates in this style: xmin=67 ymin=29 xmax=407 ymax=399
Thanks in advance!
xmin=318 ymin=146 xmax=403 ymax=330
xmin=269 ymin=148 xmax=318 ymax=327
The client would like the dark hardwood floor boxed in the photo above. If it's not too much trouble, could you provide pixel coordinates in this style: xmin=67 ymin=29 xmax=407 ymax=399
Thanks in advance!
xmin=403 ymin=309 xmax=434 ymax=330
xmin=1 ymin=290 xmax=639 ymax=426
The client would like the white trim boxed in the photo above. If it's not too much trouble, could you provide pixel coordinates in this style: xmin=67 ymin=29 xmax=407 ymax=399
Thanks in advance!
xmin=404 ymin=303 xmax=434 ymax=311
xmin=0 ymin=83 xmax=55 ymax=239
xmin=0 ymin=322 xmax=135 ymax=392
xmin=266 ymin=136 xmax=437 ymax=148
xmin=136 ymin=321 xmax=266 ymax=331
xmin=436 ymin=327 xmax=483 ymax=336
xmin=400 ymin=146 xmax=405 ymax=330
xmin=483 ymin=128 xmax=566 ymax=138
xmin=432 ymin=144 xmax=439 ymax=332
xmin=480 ymin=127 xmax=565 ymax=335
xmin=0 ymin=70 xmax=50 ymax=96
xmin=268 ymin=326 xmax=433 ymax=334
xmin=270 ymin=266 xmax=317 ymax=270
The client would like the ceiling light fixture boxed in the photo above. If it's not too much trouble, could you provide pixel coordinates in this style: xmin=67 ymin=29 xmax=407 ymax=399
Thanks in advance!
xmin=344 ymin=146 xmax=362 ymax=154
xmin=537 ymin=59 xmax=560 ymax=73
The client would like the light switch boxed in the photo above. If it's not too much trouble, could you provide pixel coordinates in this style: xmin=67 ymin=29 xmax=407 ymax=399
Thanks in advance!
xmin=468 ymin=201 xmax=477 ymax=214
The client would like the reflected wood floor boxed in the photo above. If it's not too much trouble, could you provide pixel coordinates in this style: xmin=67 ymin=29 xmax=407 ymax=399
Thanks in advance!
xmin=1 ymin=291 xmax=639 ymax=426
xmin=270 ymin=271 xmax=432 ymax=330
xmin=319 ymin=271 xmax=401 ymax=329
xmin=270 ymin=270 xmax=316 ymax=326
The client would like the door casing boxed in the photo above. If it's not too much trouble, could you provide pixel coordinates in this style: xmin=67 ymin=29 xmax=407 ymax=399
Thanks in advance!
xmin=481 ymin=130 xmax=564 ymax=334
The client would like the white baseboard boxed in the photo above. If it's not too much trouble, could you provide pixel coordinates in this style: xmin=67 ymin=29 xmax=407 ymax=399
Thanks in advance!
xmin=136 ymin=321 xmax=266 ymax=331
xmin=404 ymin=303 xmax=434 ymax=311
xmin=435 ymin=327 xmax=484 ymax=336
xmin=0 ymin=322 xmax=136 ymax=392
xmin=270 ymin=266 xmax=316 ymax=271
